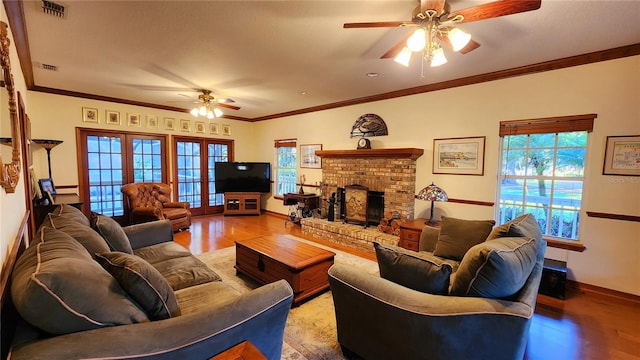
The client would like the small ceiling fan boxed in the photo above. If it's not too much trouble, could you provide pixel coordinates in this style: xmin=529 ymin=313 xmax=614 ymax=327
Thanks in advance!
xmin=189 ymin=90 xmax=240 ymax=119
xmin=344 ymin=0 xmax=541 ymax=73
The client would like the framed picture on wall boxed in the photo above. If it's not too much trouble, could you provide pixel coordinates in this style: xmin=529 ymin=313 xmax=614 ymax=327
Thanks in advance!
xmin=165 ymin=117 xmax=175 ymax=130
xmin=433 ymin=136 xmax=486 ymax=176
xmin=127 ymin=113 xmax=141 ymax=127
xmin=222 ymin=125 xmax=231 ymax=136
xmin=300 ymin=144 xmax=322 ymax=168
xmin=603 ymin=135 xmax=640 ymax=176
xmin=82 ymin=107 xmax=99 ymax=123
xmin=38 ymin=178 xmax=56 ymax=196
xmin=210 ymin=123 xmax=219 ymax=134
xmin=106 ymin=110 xmax=120 ymax=125
xmin=146 ymin=115 xmax=158 ymax=129
xmin=195 ymin=121 xmax=206 ymax=134
xmin=180 ymin=119 xmax=191 ymax=132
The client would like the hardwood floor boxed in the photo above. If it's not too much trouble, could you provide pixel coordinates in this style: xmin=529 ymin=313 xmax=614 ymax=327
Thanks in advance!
xmin=175 ymin=214 xmax=640 ymax=360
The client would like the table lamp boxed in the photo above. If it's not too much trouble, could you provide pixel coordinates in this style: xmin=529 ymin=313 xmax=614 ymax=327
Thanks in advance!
xmin=417 ymin=182 xmax=448 ymax=224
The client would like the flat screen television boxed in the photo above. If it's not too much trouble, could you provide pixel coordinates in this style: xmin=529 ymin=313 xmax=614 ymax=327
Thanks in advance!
xmin=214 ymin=162 xmax=271 ymax=194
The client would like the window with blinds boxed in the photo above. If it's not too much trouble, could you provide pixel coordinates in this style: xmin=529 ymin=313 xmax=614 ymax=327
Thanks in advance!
xmin=274 ymin=139 xmax=297 ymax=196
xmin=497 ymin=114 xmax=596 ymax=241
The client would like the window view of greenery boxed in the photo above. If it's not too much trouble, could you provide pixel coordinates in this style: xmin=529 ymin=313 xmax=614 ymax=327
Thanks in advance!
xmin=176 ymin=142 xmax=202 ymax=208
xmin=276 ymin=146 xmax=297 ymax=196
xmin=132 ymin=139 xmax=162 ymax=182
xmin=498 ymin=131 xmax=588 ymax=240
xmin=87 ymin=135 xmax=124 ymax=217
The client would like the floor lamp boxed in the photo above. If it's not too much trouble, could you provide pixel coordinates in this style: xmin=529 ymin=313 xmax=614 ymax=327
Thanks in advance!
xmin=32 ymin=139 xmax=63 ymax=179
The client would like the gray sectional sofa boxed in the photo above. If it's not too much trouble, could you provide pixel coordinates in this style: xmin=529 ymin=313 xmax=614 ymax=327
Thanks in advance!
xmin=8 ymin=204 xmax=293 ymax=360
xmin=329 ymin=214 xmax=547 ymax=360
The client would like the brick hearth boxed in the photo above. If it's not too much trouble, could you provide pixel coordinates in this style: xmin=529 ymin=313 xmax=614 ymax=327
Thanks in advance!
xmin=304 ymin=148 xmax=423 ymax=251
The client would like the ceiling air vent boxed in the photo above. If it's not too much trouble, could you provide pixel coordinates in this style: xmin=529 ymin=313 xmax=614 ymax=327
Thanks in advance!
xmin=42 ymin=0 xmax=65 ymax=17
xmin=41 ymin=63 xmax=58 ymax=71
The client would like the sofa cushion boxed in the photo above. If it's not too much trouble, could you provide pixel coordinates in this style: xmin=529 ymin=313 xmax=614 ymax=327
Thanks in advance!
xmin=96 ymin=252 xmax=180 ymax=320
xmin=506 ymin=213 xmax=543 ymax=244
xmin=433 ymin=217 xmax=496 ymax=261
xmin=50 ymin=203 xmax=90 ymax=226
xmin=43 ymin=214 xmax=111 ymax=256
xmin=11 ymin=227 xmax=148 ymax=335
xmin=90 ymin=212 xmax=133 ymax=254
xmin=151 ymin=255 xmax=222 ymax=291
xmin=450 ymin=236 xmax=538 ymax=298
xmin=374 ymin=242 xmax=453 ymax=295
xmin=133 ymin=241 xmax=193 ymax=264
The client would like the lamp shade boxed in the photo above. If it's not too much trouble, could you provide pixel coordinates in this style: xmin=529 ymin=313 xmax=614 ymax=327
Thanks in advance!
xmin=417 ymin=183 xmax=448 ymax=202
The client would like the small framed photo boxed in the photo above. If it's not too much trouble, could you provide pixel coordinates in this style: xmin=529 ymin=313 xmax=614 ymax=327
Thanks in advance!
xmin=300 ymin=144 xmax=322 ymax=168
xmin=603 ymin=135 xmax=640 ymax=176
xmin=195 ymin=121 xmax=206 ymax=134
xmin=105 ymin=110 xmax=120 ymax=125
xmin=82 ymin=107 xmax=99 ymax=123
xmin=180 ymin=119 xmax=191 ymax=132
xmin=146 ymin=115 xmax=158 ymax=129
xmin=38 ymin=178 xmax=56 ymax=196
xmin=209 ymin=123 xmax=219 ymax=135
xmin=433 ymin=136 xmax=486 ymax=176
xmin=127 ymin=113 xmax=141 ymax=127
xmin=222 ymin=124 xmax=231 ymax=136
xmin=164 ymin=117 xmax=175 ymax=130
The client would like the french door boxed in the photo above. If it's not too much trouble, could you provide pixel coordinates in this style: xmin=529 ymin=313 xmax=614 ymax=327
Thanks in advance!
xmin=173 ymin=136 xmax=233 ymax=216
xmin=77 ymin=129 xmax=168 ymax=224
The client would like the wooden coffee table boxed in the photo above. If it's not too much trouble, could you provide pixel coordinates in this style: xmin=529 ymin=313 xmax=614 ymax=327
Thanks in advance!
xmin=235 ymin=235 xmax=335 ymax=306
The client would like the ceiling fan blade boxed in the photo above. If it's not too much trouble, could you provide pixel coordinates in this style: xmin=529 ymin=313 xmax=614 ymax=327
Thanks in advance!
xmin=421 ymin=0 xmax=445 ymax=15
xmin=380 ymin=32 xmax=413 ymax=59
xmin=344 ymin=21 xmax=411 ymax=28
xmin=437 ymin=34 xmax=481 ymax=54
xmin=217 ymin=103 xmax=240 ymax=111
xmin=459 ymin=39 xmax=481 ymax=54
xmin=449 ymin=0 xmax=541 ymax=24
xmin=216 ymin=98 xmax=235 ymax=104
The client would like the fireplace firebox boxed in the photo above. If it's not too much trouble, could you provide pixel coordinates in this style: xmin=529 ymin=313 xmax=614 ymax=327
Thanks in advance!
xmin=338 ymin=187 xmax=384 ymax=226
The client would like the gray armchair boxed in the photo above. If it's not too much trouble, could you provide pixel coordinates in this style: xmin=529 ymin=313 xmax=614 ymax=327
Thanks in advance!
xmin=328 ymin=215 xmax=546 ymax=360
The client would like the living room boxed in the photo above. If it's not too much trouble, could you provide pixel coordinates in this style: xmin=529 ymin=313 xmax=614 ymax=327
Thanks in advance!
xmin=1 ymin=1 xmax=639 ymax=359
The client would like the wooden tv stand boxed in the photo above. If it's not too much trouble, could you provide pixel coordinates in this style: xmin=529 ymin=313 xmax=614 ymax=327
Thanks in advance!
xmin=223 ymin=192 xmax=261 ymax=216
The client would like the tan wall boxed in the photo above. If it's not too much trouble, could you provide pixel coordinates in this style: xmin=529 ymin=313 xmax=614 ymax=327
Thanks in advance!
xmin=0 ymin=7 xmax=29 ymax=265
xmin=1 ymin=5 xmax=638 ymax=296
xmin=253 ymin=56 xmax=640 ymax=295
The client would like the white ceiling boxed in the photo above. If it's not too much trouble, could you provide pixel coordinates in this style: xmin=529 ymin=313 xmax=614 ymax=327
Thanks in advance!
xmin=20 ymin=0 xmax=640 ymax=120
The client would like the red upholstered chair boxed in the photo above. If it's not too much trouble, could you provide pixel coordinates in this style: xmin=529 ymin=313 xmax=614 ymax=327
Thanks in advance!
xmin=121 ymin=183 xmax=191 ymax=232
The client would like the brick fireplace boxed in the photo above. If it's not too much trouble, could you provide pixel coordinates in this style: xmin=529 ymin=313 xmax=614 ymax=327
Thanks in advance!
xmin=302 ymin=148 xmax=423 ymax=251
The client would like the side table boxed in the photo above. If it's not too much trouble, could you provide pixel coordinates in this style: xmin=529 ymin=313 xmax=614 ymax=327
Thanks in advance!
xmin=283 ymin=193 xmax=320 ymax=225
xmin=398 ymin=218 xmax=441 ymax=251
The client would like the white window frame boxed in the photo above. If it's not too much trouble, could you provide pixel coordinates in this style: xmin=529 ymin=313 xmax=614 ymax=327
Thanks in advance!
xmin=274 ymin=139 xmax=297 ymax=197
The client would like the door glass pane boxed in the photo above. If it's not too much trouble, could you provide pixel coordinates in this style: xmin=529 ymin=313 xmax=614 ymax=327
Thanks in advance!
xmin=208 ymin=143 xmax=228 ymax=206
xmin=132 ymin=138 xmax=162 ymax=182
xmin=87 ymin=135 xmax=124 ymax=216
xmin=176 ymin=141 xmax=202 ymax=208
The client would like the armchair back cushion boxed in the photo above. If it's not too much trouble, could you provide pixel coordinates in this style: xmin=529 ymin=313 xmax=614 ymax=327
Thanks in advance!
xmin=433 ymin=217 xmax=495 ymax=261
xmin=121 ymin=183 xmax=191 ymax=231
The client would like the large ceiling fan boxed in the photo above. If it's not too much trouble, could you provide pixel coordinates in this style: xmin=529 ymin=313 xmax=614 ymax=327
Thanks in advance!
xmin=344 ymin=0 xmax=541 ymax=74
xmin=189 ymin=90 xmax=240 ymax=119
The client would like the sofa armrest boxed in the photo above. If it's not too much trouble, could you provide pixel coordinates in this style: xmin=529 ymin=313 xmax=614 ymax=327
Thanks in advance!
xmin=10 ymin=280 xmax=294 ymax=360
xmin=163 ymin=201 xmax=190 ymax=209
xmin=123 ymin=220 xmax=174 ymax=249
xmin=328 ymin=263 xmax=534 ymax=360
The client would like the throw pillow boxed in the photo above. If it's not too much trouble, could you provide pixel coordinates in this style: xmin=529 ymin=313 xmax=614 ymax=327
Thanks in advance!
xmin=96 ymin=252 xmax=180 ymax=320
xmin=506 ymin=213 xmax=543 ymax=244
xmin=91 ymin=212 xmax=133 ymax=254
xmin=374 ymin=242 xmax=453 ymax=295
xmin=43 ymin=214 xmax=111 ymax=256
xmin=450 ymin=236 xmax=538 ymax=298
xmin=11 ymin=227 xmax=148 ymax=335
xmin=433 ymin=217 xmax=496 ymax=261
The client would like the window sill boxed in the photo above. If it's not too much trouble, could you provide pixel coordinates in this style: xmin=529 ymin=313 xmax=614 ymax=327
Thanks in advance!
xmin=544 ymin=237 xmax=586 ymax=252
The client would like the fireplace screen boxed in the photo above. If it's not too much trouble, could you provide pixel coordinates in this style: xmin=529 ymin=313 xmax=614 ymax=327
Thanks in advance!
xmin=343 ymin=185 xmax=369 ymax=227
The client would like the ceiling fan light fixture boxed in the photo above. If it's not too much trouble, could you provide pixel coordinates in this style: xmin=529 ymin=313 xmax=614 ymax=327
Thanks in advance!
xmin=430 ymin=47 xmax=447 ymax=67
xmin=207 ymin=110 xmax=215 ymax=119
xmin=190 ymin=108 xmax=199 ymax=116
xmin=448 ymin=27 xmax=471 ymax=52
xmin=198 ymin=105 xmax=208 ymax=116
xmin=214 ymin=108 xmax=224 ymax=118
xmin=407 ymin=28 xmax=426 ymax=52
xmin=394 ymin=47 xmax=412 ymax=67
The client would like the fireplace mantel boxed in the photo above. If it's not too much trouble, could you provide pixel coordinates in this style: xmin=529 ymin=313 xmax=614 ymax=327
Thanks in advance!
xmin=316 ymin=148 xmax=423 ymax=160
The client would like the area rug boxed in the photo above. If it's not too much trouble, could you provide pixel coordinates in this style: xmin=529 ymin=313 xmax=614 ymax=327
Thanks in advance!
xmin=196 ymin=235 xmax=379 ymax=360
